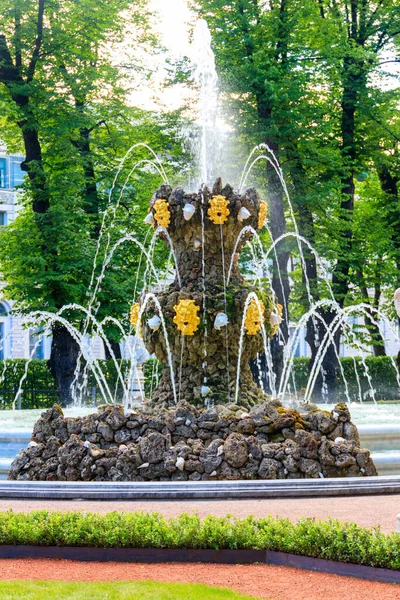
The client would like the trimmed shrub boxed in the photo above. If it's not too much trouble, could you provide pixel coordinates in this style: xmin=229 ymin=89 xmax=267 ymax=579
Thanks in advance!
xmin=292 ymin=356 xmax=400 ymax=401
xmin=0 ymin=510 xmax=399 ymax=571
xmin=0 ymin=359 xmax=58 ymax=409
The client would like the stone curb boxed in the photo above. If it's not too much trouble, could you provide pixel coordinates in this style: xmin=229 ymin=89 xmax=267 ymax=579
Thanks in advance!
xmin=0 ymin=546 xmax=399 ymax=583
xmin=1 ymin=475 xmax=400 ymax=499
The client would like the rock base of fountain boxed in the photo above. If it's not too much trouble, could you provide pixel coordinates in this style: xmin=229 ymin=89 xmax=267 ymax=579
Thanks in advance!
xmin=9 ymin=401 xmax=377 ymax=481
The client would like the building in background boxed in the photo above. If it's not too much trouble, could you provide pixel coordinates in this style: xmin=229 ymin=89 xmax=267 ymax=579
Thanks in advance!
xmin=0 ymin=150 xmax=63 ymax=361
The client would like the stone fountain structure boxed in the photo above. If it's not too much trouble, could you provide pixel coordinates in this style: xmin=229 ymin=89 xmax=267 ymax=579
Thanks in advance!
xmin=8 ymin=180 xmax=378 ymax=482
xmin=135 ymin=178 xmax=276 ymax=408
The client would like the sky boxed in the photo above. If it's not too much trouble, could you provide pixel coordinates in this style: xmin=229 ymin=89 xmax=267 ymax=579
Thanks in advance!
xmin=126 ymin=0 xmax=195 ymax=111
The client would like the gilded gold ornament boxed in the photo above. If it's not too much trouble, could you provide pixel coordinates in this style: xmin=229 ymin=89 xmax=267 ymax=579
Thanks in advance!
xmin=173 ymin=299 xmax=200 ymax=336
xmin=153 ymin=198 xmax=171 ymax=228
xmin=208 ymin=195 xmax=230 ymax=225
xmin=244 ymin=298 xmax=265 ymax=335
xmin=258 ymin=200 xmax=268 ymax=229
xmin=130 ymin=303 xmax=141 ymax=334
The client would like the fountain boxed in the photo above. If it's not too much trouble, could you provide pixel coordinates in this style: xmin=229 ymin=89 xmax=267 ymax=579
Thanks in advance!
xmin=136 ymin=178 xmax=275 ymax=408
xmin=2 ymin=20 xmax=399 ymax=483
xmin=7 ymin=175 xmax=379 ymax=482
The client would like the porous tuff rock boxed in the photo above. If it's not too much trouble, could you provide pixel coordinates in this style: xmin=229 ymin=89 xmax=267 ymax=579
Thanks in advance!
xmin=140 ymin=180 xmax=275 ymax=408
xmin=8 ymin=401 xmax=377 ymax=482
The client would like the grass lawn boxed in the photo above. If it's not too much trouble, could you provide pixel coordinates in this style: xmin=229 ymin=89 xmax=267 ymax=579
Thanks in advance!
xmin=0 ymin=581 xmax=257 ymax=599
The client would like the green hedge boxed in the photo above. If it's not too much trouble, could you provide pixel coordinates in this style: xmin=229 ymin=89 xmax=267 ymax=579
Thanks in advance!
xmin=0 ymin=358 xmax=158 ymax=409
xmin=0 ymin=510 xmax=399 ymax=571
xmin=292 ymin=356 xmax=400 ymax=401
xmin=0 ymin=359 xmax=58 ymax=409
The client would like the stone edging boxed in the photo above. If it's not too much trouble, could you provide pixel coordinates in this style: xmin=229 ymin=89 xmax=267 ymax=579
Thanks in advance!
xmin=1 ymin=546 xmax=399 ymax=583
xmin=1 ymin=475 xmax=400 ymax=499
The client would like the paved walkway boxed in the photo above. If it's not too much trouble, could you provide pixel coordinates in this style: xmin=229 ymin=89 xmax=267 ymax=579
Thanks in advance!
xmin=1 ymin=494 xmax=399 ymax=532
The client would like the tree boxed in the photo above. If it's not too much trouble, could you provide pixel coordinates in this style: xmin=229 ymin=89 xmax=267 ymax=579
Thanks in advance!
xmin=0 ymin=0 xmax=187 ymax=404
xmin=193 ymin=0 xmax=400 ymax=399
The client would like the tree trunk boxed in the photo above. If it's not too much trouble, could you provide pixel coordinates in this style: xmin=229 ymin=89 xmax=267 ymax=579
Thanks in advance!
xmin=377 ymin=165 xmax=400 ymax=272
xmin=359 ymin=272 xmax=386 ymax=357
xmin=305 ymin=306 xmax=341 ymax=403
xmin=287 ymin=153 xmax=341 ymax=402
xmin=48 ymin=323 xmax=81 ymax=407
xmin=104 ymin=339 xmax=122 ymax=360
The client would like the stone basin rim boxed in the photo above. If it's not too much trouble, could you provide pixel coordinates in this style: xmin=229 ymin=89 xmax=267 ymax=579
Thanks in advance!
xmin=1 ymin=475 xmax=400 ymax=499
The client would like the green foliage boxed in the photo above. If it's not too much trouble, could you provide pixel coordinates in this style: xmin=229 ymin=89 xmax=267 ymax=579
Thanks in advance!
xmin=0 ymin=0 xmax=189 ymax=334
xmin=292 ymin=356 xmax=400 ymax=401
xmin=0 ymin=510 xmax=400 ymax=571
xmin=192 ymin=0 xmax=400 ymax=330
xmin=0 ymin=581 xmax=252 ymax=600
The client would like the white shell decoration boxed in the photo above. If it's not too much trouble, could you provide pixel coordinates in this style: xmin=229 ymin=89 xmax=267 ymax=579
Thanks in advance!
xmin=176 ymin=456 xmax=185 ymax=471
xmin=183 ymin=203 xmax=196 ymax=221
xmin=201 ymin=385 xmax=211 ymax=397
xmin=194 ymin=237 xmax=202 ymax=250
xmin=237 ymin=207 xmax=251 ymax=222
xmin=334 ymin=437 xmax=346 ymax=445
xmin=214 ymin=312 xmax=228 ymax=330
xmin=144 ymin=212 xmax=155 ymax=225
xmin=270 ymin=312 xmax=283 ymax=327
xmin=147 ymin=315 xmax=161 ymax=331
xmin=394 ymin=288 xmax=400 ymax=318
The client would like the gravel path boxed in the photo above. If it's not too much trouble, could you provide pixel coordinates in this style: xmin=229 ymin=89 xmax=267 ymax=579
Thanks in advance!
xmin=1 ymin=494 xmax=399 ymax=532
xmin=0 ymin=559 xmax=399 ymax=600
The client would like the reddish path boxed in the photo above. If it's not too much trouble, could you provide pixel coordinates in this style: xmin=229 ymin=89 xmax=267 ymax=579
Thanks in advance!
xmin=1 ymin=494 xmax=399 ymax=532
xmin=0 ymin=558 xmax=399 ymax=600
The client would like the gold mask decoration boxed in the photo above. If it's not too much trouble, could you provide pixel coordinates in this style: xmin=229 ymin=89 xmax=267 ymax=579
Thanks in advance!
xmin=208 ymin=195 xmax=230 ymax=225
xmin=130 ymin=303 xmax=141 ymax=335
xmin=173 ymin=299 xmax=200 ymax=336
xmin=258 ymin=200 xmax=268 ymax=229
xmin=244 ymin=298 xmax=265 ymax=335
xmin=153 ymin=198 xmax=171 ymax=228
